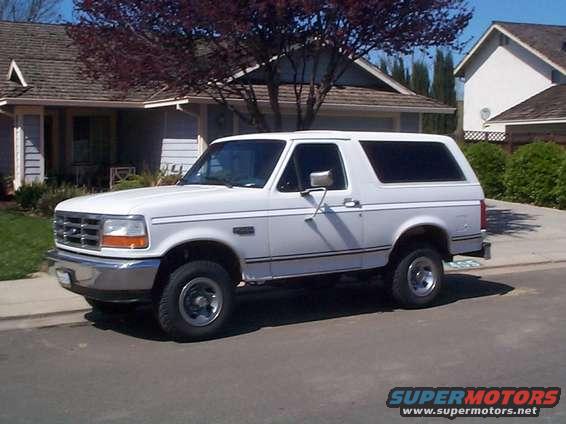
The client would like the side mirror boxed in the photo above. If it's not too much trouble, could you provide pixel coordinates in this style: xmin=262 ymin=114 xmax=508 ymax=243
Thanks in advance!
xmin=310 ymin=170 xmax=333 ymax=188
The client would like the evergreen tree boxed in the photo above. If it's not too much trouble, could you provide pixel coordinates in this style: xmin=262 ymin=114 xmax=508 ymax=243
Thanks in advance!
xmin=430 ymin=49 xmax=457 ymax=134
xmin=391 ymin=57 xmax=408 ymax=85
xmin=443 ymin=51 xmax=457 ymax=133
xmin=379 ymin=57 xmax=389 ymax=75
xmin=411 ymin=60 xmax=434 ymax=133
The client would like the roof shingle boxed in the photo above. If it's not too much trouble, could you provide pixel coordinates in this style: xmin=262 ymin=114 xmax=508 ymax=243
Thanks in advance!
xmin=0 ymin=20 xmax=451 ymax=112
xmin=489 ymin=84 xmax=566 ymax=122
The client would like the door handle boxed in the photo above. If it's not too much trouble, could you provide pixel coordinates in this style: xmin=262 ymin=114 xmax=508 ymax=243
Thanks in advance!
xmin=343 ymin=199 xmax=360 ymax=208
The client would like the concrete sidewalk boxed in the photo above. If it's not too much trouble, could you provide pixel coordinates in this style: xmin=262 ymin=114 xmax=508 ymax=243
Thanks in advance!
xmin=0 ymin=273 xmax=89 ymax=330
xmin=1 ymin=199 xmax=565 ymax=328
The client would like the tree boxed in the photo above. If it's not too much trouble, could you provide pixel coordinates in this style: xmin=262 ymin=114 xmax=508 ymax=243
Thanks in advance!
xmin=69 ymin=0 xmax=472 ymax=132
xmin=391 ymin=57 xmax=408 ymax=86
xmin=0 ymin=0 xmax=62 ymax=22
xmin=410 ymin=59 xmax=434 ymax=132
xmin=430 ymin=49 xmax=457 ymax=133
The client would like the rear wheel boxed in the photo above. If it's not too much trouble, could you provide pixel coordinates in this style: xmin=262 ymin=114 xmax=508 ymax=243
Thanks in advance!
xmin=156 ymin=260 xmax=235 ymax=340
xmin=389 ymin=244 xmax=444 ymax=308
xmin=86 ymin=298 xmax=139 ymax=314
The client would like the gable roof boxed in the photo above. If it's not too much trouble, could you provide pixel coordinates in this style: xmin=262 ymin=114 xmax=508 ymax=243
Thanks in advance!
xmin=0 ymin=20 xmax=452 ymax=113
xmin=455 ymin=21 xmax=566 ymax=77
xmin=488 ymin=84 xmax=566 ymax=123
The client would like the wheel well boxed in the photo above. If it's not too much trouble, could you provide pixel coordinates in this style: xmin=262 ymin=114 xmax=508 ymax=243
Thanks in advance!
xmin=152 ymin=240 xmax=242 ymax=300
xmin=391 ymin=225 xmax=451 ymax=261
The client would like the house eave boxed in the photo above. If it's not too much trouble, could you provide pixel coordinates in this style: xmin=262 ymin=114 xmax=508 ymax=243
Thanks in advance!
xmin=455 ymin=23 xmax=566 ymax=77
xmin=489 ymin=117 xmax=566 ymax=125
xmin=0 ymin=97 xmax=146 ymax=108
xmin=0 ymin=95 xmax=454 ymax=114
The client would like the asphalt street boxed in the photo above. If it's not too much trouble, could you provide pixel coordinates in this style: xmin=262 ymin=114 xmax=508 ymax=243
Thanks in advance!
xmin=1 ymin=264 xmax=565 ymax=423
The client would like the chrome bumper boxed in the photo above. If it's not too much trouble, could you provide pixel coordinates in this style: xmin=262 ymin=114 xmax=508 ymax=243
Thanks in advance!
xmin=46 ymin=249 xmax=160 ymax=303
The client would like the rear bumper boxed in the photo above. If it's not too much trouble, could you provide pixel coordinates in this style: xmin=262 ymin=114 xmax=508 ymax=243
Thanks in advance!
xmin=464 ymin=241 xmax=491 ymax=260
xmin=46 ymin=249 xmax=160 ymax=303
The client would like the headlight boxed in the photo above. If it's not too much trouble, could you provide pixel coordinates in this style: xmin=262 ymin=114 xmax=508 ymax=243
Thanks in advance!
xmin=101 ymin=218 xmax=148 ymax=249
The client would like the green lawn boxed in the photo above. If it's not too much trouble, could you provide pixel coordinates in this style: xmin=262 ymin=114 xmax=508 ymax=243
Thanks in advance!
xmin=0 ymin=209 xmax=53 ymax=280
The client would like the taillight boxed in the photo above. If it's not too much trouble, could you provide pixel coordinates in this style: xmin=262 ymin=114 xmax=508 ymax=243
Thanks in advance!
xmin=480 ymin=200 xmax=487 ymax=230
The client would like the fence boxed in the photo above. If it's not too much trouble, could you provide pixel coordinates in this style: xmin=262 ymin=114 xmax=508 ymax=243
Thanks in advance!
xmin=459 ymin=131 xmax=566 ymax=153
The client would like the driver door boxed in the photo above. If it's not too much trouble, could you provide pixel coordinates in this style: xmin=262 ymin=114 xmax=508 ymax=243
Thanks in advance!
xmin=268 ymin=140 xmax=363 ymax=277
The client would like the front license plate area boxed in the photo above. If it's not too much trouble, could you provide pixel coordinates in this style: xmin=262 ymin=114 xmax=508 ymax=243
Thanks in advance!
xmin=56 ymin=269 xmax=72 ymax=287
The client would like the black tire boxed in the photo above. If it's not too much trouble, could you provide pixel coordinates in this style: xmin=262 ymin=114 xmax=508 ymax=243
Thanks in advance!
xmin=86 ymin=298 xmax=139 ymax=314
xmin=156 ymin=260 xmax=235 ymax=341
xmin=388 ymin=244 xmax=444 ymax=308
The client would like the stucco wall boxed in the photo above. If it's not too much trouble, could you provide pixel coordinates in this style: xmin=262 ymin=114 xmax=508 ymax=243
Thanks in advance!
xmin=0 ymin=115 xmax=13 ymax=177
xmin=462 ymin=31 xmax=561 ymax=133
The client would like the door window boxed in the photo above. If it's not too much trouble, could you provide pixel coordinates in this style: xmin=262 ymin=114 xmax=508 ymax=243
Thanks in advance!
xmin=277 ymin=143 xmax=347 ymax=192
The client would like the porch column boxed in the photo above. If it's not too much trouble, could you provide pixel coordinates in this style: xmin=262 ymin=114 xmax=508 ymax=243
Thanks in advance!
xmin=13 ymin=106 xmax=44 ymax=189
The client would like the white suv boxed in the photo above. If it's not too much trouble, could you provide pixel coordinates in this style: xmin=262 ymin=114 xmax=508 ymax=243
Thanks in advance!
xmin=48 ymin=131 xmax=490 ymax=340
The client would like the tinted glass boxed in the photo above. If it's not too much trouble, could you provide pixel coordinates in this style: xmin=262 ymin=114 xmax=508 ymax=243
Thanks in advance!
xmin=361 ymin=141 xmax=465 ymax=183
xmin=181 ymin=139 xmax=285 ymax=188
xmin=278 ymin=143 xmax=347 ymax=192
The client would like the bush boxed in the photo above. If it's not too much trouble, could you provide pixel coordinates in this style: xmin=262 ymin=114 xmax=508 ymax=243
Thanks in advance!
xmin=36 ymin=184 xmax=90 ymax=216
xmin=113 ymin=170 xmax=181 ymax=191
xmin=14 ymin=182 xmax=49 ymax=210
xmin=504 ymin=142 xmax=566 ymax=207
xmin=463 ymin=143 xmax=508 ymax=198
xmin=557 ymin=159 xmax=566 ymax=210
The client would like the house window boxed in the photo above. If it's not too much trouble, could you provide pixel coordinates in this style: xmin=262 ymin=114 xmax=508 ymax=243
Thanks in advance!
xmin=551 ymin=69 xmax=562 ymax=84
xmin=498 ymin=34 xmax=509 ymax=46
xmin=72 ymin=116 xmax=111 ymax=164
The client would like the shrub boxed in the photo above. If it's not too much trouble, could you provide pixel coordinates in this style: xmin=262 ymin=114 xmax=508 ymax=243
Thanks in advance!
xmin=557 ymin=159 xmax=566 ymax=210
xmin=113 ymin=169 xmax=181 ymax=191
xmin=504 ymin=142 xmax=565 ymax=207
xmin=463 ymin=143 xmax=508 ymax=199
xmin=14 ymin=182 xmax=49 ymax=210
xmin=36 ymin=184 xmax=90 ymax=216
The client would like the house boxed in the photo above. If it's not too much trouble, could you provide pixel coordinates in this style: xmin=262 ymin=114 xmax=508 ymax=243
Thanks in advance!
xmin=455 ymin=21 xmax=566 ymax=137
xmin=0 ymin=21 xmax=453 ymax=189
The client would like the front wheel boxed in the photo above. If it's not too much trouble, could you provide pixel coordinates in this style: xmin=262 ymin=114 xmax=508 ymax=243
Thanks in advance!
xmin=389 ymin=244 xmax=444 ymax=308
xmin=156 ymin=261 xmax=235 ymax=340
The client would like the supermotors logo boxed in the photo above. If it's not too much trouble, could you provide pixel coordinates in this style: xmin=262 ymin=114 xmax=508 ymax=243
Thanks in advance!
xmin=386 ymin=387 xmax=561 ymax=419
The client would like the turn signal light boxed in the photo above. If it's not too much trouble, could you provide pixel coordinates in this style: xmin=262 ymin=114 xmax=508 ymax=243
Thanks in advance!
xmin=101 ymin=235 xmax=148 ymax=249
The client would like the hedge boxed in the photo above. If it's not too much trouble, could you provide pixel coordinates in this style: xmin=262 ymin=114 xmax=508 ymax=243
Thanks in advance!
xmin=504 ymin=142 xmax=566 ymax=207
xmin=463 ymin=142 xmax=507 ymax=199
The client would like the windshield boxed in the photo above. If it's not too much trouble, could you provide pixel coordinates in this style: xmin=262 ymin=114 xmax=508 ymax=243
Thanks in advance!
xmin=181 ymin=139 xmax=286 ymax=188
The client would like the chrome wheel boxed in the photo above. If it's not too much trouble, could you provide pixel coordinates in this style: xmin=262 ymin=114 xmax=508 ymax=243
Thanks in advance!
xmin=407 ymin=256 xmax=438 ymax=297
xmin=178 ymin=277 xmax=223 ymax=327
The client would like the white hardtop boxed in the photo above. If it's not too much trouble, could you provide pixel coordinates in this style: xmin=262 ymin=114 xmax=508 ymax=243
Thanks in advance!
xmin=213 ymin=131 xmax=455 ymax=144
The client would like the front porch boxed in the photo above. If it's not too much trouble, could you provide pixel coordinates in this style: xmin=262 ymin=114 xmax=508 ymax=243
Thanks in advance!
xmin=8 ymin=103 xmax=208 ymax=190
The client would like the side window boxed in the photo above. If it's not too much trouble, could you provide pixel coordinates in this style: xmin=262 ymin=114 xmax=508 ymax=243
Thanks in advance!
xmin=360 ymin=140 xmax=465 ymax=183
xmin=277 ymin=143 xmax=347 ymax=192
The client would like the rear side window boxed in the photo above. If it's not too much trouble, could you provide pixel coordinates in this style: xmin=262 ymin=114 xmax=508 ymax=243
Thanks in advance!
xmin=360 ymin=141 xmax=465 ymax=183
xmin=277 ymin=143 xmax=347 ymax=192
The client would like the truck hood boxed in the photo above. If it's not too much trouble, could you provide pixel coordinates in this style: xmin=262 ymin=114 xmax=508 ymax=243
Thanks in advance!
xmin=55 ymin=185 xmax=233 ymax=216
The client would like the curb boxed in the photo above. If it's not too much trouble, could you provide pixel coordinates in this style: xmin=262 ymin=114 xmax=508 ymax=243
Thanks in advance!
xmin=0 ymin=307 xmax=91 ymax=322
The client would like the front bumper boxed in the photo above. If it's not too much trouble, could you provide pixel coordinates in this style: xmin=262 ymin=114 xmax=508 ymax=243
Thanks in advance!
xmin=46 ymin=249 xmax=160 ymax=303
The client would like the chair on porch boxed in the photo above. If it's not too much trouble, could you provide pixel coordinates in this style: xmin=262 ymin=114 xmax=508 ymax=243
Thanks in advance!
xmin=109 ymin=166 xmax=137 ymax=190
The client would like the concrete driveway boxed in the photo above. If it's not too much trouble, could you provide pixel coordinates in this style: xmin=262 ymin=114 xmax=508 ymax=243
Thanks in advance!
xmin=452 ymin=199 xmax=566 ymax=269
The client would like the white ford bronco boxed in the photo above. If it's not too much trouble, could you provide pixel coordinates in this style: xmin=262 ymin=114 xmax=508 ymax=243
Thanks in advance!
xmin=48 ymin=131 xmax=490 ymax=340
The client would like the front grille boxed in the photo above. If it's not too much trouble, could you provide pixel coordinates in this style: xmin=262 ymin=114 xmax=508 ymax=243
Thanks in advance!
xmin=54 ymin=212 xmax=102 ymax=250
